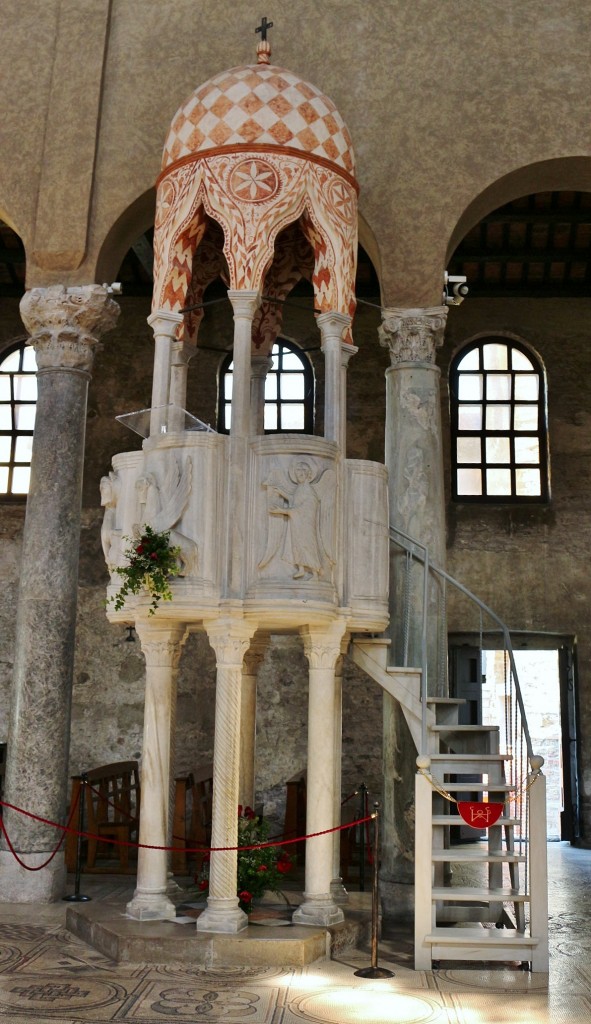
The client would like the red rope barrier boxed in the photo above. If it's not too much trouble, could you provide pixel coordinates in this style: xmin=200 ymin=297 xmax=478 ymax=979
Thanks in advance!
xmin=0 ymin=797 xmax=373 ymax=860
xmin=0 ymin=789 xmax=80 ymax=872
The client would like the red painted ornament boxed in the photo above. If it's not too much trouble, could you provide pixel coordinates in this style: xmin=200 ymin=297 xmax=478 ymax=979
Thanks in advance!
xmin=457 ymin=801 xmax=503 ymax=829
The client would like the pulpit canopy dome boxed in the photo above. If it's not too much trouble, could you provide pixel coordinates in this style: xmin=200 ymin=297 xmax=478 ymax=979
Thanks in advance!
xmin=162 ymin=62 xmax=356 ymax=180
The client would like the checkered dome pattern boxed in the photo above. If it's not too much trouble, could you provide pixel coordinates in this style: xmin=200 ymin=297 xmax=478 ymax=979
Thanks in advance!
xmin=162 ymin=64 xmax=355 ymax=176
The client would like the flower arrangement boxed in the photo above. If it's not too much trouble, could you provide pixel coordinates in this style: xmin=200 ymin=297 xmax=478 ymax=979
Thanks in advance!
xmin=110 ymin=526 xmax=181 ymax=615
xmin=196 ymin=805 xmax=293 ymax=913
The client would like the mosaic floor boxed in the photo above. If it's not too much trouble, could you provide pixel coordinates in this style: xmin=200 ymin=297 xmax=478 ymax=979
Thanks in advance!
xmin=0 ymin=843 xmax=589 ymax=1023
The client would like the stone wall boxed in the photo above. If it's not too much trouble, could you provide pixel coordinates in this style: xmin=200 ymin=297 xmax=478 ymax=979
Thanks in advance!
xmin=441 ymin=298 xmax=591 ymax=844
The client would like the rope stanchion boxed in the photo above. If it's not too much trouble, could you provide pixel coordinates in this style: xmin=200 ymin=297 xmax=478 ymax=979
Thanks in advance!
xmin=358 ymin=783 xmax=367 ymax=891
xmin=63 ymin=774 xmax=91 ymax=903
xmin=354 ymin=802 xmax=394 ymax=980
xmin=0 ymin=796 xmax=372 ymax=859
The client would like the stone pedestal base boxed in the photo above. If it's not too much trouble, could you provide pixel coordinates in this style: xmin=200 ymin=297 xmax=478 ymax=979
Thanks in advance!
xmin=0 ymin=850 xmax=66 ymax=903
xmin=126 ymin=890 xmax=177 ymax=921
xmin=292 ymin=893 xmax=344 ymax=927
xmin=379 ymin=877 xmax=415 ymax=928
xmin=330 ymin=878 xmax=349 ymax=904
xmin=196 ymin=897 xmax=248 ymax=934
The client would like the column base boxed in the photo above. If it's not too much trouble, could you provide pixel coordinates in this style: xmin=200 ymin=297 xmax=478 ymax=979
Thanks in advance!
xmin=126 ymin=889 xmax=177 ymax=921
xmin=196 ymin=897 xmax=249 ymax=934
xmin=330 ymin=877 xmax=349 ymax=904
xmin=292 ymin=892 xmax=344 ymax=927
xmin=379 ymin=877 xmax=415 ymax=929
xmin=166 ymin=873 xmax=183 ymax=895
xmin=0 ymin=850 xmax=66 ymax=902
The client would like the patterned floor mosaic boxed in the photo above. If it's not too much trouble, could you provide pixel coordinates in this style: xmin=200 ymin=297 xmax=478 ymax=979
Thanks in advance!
xmin=0 ymin=843 xmax=589 ymax=1023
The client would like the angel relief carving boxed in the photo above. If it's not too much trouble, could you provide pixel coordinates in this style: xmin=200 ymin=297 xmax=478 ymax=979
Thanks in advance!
xmin=134 ymin=457 xmax=198 ymax=576
xmin=258 ymin=459 xmax=336 ymax=582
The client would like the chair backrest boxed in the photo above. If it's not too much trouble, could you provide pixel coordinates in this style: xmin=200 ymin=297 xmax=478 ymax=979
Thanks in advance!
xmin=84 ymin=760 xmax=140 ymax=830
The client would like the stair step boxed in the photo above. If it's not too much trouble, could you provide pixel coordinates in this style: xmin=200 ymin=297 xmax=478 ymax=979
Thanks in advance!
xmin=432 ymin=849 xmax=525 ymax=863
xmin=432 ymin=815 xmax=518 ymax=826
xmin=430 ymin=725 xmax=500 ymax=733
xmin=430 ymin=753 xmax=510 ymax=762
xmin=427 ymin=697 xmax=466 ymax=705
xmin=431 ymin=887 xmax=529 ymax=902
xmin=426 ymin=926 xmax=537 ymax=948
xmin=441 ymin=782 xmax=515 ymax=793
xmin=352 ymin=636 xmax=391 ymax=646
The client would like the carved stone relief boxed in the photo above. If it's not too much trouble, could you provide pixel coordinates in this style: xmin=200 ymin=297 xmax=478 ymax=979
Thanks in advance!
xmin=135 ymin=456 xmax=198 ymax=576
xmin=258 ymin=456 xmax=336 ymax=582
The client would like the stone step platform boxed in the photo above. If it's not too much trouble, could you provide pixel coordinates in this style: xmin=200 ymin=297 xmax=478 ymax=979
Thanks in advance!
xmin=66 ymin=893 xmax=372 ymax=967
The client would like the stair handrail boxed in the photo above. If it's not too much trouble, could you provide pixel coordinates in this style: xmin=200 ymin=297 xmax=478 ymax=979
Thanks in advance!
xmin=389 ymin=525 xmax=534 ymax=762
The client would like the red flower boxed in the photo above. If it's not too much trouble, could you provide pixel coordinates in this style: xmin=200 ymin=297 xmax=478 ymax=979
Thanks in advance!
xmin=257 ymin=864 xmax=268 ymax=872
xmin=135 ymin=545 xmax=144 ymax=554
xmin=150 ymin=552 xmax=158 ymax=560
xmin=198 ymin=879 xmax=208 ymax=891
xmin=244 ymin=806 xmax=256 ymax=820
xmin=277 ymin=853 xmax=292 ymax=874
xmin=239 ymin=890 xmax=252 ymax=903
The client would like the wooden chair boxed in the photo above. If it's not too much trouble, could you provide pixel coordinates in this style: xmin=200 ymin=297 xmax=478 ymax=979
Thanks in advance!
xmin=65 ymin=761 xmax=140 ymax=872
xmin=172 ymin=764 xmax=213 ymax=875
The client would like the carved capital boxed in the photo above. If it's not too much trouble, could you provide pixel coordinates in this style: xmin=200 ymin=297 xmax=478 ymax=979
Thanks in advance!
xmin=136 ymin=623 xmax=188 ymax=668
xmin=148 ymin=308 xmax=184 ymax=339
xmin=243 ymin=636 xmax=270 ymax=676
xmin=340 ymin=340 xmax=358 ymax=369
xmin=206 ymin=619 xmax=256 ymax=667
xmin=20 ymin=285 xmax=120 ymax=372
xmin=317 ymin=311 xmax=352 ymax=346
xmin=250 ymin=354 xmax=273 ymax=381
xmin=379 ymin=306 xmax=448 ymax=366
xmin=227 ymin=289 xmax=261 ymax=321
xmin=301 ymin=620 xmax=348 ymax=670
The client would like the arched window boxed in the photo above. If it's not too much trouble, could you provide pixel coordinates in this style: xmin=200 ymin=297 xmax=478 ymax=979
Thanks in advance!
xmin=218 ymin=338 xmax=313 ymax=433
xmin=450 ymin=337 xmax=548 ymax=502
xmin=0 ymin=342 xmax=37 ymax=496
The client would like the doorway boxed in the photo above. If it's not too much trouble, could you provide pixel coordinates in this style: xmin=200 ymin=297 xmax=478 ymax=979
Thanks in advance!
xmin=449 ymin=636 xmax=581 ymax=843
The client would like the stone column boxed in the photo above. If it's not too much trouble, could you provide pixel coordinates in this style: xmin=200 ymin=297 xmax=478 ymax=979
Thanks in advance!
xmin=0 ymin=284 xmax=119 ymax=903
xmin=249 ymin=354 xmax=273 ymax=436
xmin=226 ymin=290 xmax=260 ymax=597
xmin=378 ymin=305 xmax=448 ymax=923
xmin=197 ymin=619 xmax=255 ymax=934
xmin=148 ymin=309 xmax=184 ymax=435
xmin=127 ymin=622 xmax=188 ymax=920
xmin=169 ymin=340 xmax=195 ymax=430
xmin=317 ymin=312 xmax=351 ymax=445
xmin=339 ymin=340 xmax=358 ymax=454
xmin=293 ymin=619 xmax=347 ymax=927
xmin=330 ymin=645 xmax=348 ymax=903
xmin=239 ymin=636 xmax=269 ymax=810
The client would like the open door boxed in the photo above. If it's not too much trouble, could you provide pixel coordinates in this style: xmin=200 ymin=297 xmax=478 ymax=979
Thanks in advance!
xmin=559 ymin=644 xmax=581 ymax=844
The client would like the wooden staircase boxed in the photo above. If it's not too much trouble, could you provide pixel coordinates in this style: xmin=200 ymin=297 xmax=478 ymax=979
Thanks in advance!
xmin=350 ymin=637 xmax=549 ymax=972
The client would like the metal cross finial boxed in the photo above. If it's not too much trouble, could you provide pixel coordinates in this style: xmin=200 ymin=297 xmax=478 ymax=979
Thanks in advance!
xmin=255 ymin=16 xmax=273 ymax=41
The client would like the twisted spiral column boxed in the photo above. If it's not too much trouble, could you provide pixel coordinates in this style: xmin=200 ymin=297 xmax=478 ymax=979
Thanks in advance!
xmin=197 ymin=619 xmax=255 ymax=934
xmin=127 ymin=622 xmax=188 ymax=920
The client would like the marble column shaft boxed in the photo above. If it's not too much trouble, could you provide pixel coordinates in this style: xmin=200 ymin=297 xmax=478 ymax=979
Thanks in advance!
xmin=330 ymin=649 xmax=348 ymax=903
xmin=148 ymin=309 xmax=183 ymax=435
xmin=226 ymin=290 xmax=260 ymax=597
xmin=249 ymin=354 xmax=273 ymax=436
xmin=293 ymin=621 xmax=346 ymax=927
xmin=197 ymin=620 xmax=255 ymax=934
xmin=379 ymin=305 xmax=448 ymax=914
xmin=0 ymin=285 xmax=119 ymax=902
xmin=239 ymin=638 xmax=268 ymax=810
xmin=317 ymin=312 xmax=351 ymax=445
xmin=127 ymin=623 xmax=188 ymax=920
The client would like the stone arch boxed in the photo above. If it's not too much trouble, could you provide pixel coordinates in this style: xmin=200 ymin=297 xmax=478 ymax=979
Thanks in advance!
xmin=445 ymin=156 xmax=591 ymax=264
xmin=95 ymin=188 xmax=156 ymax=286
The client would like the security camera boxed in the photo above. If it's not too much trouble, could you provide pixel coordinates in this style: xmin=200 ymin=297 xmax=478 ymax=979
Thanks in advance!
xmin=443 ymin=272 xmax=468 ymax=307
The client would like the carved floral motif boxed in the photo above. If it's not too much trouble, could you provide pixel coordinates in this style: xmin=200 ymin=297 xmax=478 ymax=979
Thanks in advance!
xmin=379 ymin=307 xmax=448 ymax=366
xmin=20 ymin=285 xmax=119 ymax=372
